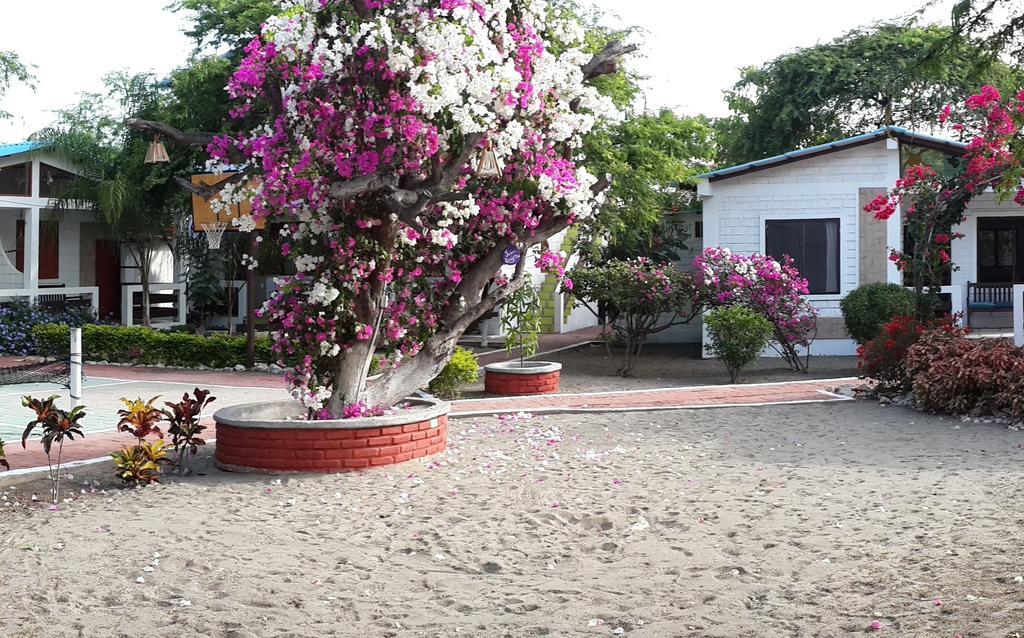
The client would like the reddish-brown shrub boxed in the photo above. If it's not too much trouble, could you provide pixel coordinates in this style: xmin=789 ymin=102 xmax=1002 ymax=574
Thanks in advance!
xmin=906 ymin=329 xmax=1024 ymax=419
xmin=857 ymin=315 xmax=959 ymax=396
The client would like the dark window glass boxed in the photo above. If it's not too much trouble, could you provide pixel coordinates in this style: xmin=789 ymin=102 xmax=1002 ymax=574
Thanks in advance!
xmin=765 ymin=218 xmax=840 ymax=294
xmin=0 ymin=163 xmax=30 ymax=195
xmin=694 ymin=221 xmax=703 ymax=238
xmin=979 ymin=230 xmax=997 ymax=267
xmin=39 ymin=163 xmax=75 ymax=198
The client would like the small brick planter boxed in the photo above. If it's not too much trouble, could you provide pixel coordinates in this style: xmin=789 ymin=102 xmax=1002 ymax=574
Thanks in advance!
xmin=483 ymin=361 xmax=562 ymax=396
xmin=212 ymin=397 xmax=449 ymax=474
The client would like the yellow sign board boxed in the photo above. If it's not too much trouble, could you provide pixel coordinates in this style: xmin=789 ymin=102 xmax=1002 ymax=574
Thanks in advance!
xmin=190 ymin=173 xmax=265 ymax=231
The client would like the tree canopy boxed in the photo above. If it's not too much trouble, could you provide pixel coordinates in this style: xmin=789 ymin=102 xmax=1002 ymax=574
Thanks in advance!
xmin=715 ymin=23 xmax=1017 ymax=165
xmin=580 ymin=109 xmax=714 ymax=263
xmin=0 ymin=51 xmax=33 ymax=120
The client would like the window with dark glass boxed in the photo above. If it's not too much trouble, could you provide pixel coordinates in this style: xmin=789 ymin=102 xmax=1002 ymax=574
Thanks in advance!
xmin=765 ymin=218 xmax=840 ymax=294
xmin=38 ymin=163 xmax=75 ymax=198
xmin=693 ymin=221 xmax=703 ymax=238
xmin=0 ymin=162 xmax=31 ymax=196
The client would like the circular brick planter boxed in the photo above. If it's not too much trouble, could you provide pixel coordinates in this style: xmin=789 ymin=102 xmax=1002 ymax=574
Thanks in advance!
xmin=483 ymin=361 xmax=562 ymax=396
xmin=213 ymin=397 xmax=449 ymax=474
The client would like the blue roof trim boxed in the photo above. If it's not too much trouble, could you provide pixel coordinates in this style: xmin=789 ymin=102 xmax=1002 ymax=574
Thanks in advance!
xmin=0 ymin=141 xmax=41 ymax=159
xmin=698 ymin=126 xmax=966 ymax=181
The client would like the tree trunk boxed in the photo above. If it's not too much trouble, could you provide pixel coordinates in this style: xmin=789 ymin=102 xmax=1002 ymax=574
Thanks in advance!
xmin=327 ymin=338 xmax=378 ymax=415
xmin=364 ymin=331 xmax=459 ymax=407
xmin=137 ymin=244 xmax=152 ymax=328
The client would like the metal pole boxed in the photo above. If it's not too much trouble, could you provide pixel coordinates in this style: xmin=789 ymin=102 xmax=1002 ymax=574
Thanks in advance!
xmin=69 ymin=327 xmax=83 ymax=409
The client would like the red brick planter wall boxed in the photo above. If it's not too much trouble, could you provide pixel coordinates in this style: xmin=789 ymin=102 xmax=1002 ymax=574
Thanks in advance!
xmin=485 ymin=370 xmax=560 ymax=396
xmin=214 ymin=414 xmax=447 ymax=473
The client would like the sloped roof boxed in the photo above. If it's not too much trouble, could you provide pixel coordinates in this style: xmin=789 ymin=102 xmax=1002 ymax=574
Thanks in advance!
xmin=699 ymin=126 xmax=966 ymax=182
xmin=0 ymin=142 xmax=41 ymax=159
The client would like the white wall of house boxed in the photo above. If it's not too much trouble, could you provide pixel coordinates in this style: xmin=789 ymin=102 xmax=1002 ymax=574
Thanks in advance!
xmin=678 ymin=139 xmax=905 ymax=356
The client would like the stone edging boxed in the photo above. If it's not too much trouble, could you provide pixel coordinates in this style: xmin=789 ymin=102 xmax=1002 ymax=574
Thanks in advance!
xmin=483 ymin=361 xmax=562 ymax=375
xmin=213 ymin=397 xmax=451 ymax=429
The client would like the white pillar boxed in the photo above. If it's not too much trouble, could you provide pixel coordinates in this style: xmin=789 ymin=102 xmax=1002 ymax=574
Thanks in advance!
xmin=23 ymin=207 xmax=40 ymax=300
xmin=1014 ymin=284 xmax=1023 ymax=347
xmin=69 ymin=327 xmax=83 ymax=409
xmin=884 ymin=138 xmax=902 ymax=284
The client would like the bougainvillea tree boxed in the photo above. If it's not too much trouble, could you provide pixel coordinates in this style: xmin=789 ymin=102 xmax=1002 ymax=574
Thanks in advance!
xmin=135 ymin=0 xmax=633 ymax=417
xmin=865 ymin=85 xmax=1022 ymax=317
xmin=695 ymin=247 xmax=818 ymax=372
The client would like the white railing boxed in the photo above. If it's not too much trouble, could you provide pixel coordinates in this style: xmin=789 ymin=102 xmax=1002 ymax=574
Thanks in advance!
xmin=0 ymin=286 xmax=100 ymax=313
xmin=1014 ymin=284 xmax=1024 ymax=347
xmin=122 ymin=282 xmax=187 ymax=327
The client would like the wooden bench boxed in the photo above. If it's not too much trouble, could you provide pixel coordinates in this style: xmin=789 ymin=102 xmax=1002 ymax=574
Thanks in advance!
xmin=966 ymin=282 xmax=1014 ymax=327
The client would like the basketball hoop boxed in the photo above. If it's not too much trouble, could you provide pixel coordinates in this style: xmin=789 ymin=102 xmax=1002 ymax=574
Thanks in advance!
xmin=201 ymin=221 xmax=228 ymax=250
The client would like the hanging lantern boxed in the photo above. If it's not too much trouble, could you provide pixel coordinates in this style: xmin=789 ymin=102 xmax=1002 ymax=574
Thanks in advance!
xmin=474 ymin=146 xmax=503 ymax=179
xmin=144 ymin=136 xmax=170 ymax=164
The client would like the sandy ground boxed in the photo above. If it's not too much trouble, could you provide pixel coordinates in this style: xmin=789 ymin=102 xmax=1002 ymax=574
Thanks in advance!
xmin=1 ymin=401 xmax=1023 ymax=637
xmin=468 ymin=343 xmax=859 ymax=396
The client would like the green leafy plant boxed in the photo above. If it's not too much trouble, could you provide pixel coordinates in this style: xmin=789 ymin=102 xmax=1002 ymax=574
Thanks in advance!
xmin=32 ymin=323 xmax=275 ymax=369
xmin=499 ymin=276 xmax=543 ymax=368
xmin=112 ymin=439 xmax=171 ymax=486
xmin=704 ymin=307 xmax=774 ymax=383
xmin=21 ymin=395 xmax=87 ymax=506
xmin=163 ymin=388 xmax=216 ymax=472
xmin=0 ymin=438 xmax=8 ymax=471
xmin=428 ymin=347 xmax=479 ymax=400
xmin=841 ymin=283 xmax=920 ymax=345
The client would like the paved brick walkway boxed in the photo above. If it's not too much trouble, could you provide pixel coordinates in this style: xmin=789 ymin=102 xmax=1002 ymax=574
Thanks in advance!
xmin=2 ymin=378 xmax=852 ymax=476
xmin=450 ymin=379 xmax=852 ymax=416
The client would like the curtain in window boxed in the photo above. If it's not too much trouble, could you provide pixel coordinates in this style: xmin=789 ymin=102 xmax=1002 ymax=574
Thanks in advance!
xmin=824 ymin=220 xmax=838 ymax=293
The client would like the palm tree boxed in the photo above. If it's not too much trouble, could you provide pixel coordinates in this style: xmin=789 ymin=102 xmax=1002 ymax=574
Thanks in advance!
xmin=35 ymin=74 xmax=185 ymax=327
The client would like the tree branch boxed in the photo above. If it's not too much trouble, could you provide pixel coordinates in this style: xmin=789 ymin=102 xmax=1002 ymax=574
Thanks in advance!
xmin=126 ymin=118 xmax=216 ymax=147
xmin=329 ymin=172 xmax=399 ymax=199
xmin=582 ymin=41 xmax=639 ymax=81
xmin=351 ymin=0 xmax=374 ymax=19
xmin=175 ymin=168 xmax=254 ymax=200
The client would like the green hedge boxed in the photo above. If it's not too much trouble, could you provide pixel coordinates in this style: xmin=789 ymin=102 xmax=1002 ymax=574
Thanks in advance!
xmin=33 ymin=324 xmax=273 ymax=369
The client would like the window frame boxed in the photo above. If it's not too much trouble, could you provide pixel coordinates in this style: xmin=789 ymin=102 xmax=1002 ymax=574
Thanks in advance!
xmin=0 ymin=161 xmax=32 ymax=196
xmin=761 ymin=215 xmax=843 ymax=297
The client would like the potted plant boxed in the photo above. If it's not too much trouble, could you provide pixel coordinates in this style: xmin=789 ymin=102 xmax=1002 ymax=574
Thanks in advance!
xmin=484 ymin=275 xmax=563 ymax=396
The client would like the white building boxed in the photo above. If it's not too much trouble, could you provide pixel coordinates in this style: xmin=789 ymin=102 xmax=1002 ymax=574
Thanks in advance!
xmin=0 ymin=142 xmax=182 ymax=325
xmin=694 ymin=126 xmax=1024 ymax=355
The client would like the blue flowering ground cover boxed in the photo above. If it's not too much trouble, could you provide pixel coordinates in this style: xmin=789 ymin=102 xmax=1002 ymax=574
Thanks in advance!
xmin=0 ymin=302 xmax=98 ymax=356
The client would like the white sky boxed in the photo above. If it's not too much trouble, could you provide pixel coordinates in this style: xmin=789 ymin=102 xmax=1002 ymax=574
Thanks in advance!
xmin=0 ymin=0 xmax=950 ymax=144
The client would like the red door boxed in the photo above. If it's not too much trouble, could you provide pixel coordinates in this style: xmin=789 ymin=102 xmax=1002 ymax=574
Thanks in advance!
xmin=95 ymin=240 xmax=121 ymax=321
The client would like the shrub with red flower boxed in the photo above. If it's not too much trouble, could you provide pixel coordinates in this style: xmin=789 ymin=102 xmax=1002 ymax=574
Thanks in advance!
xmin=695 ymin=247 xmax=818 ymax=371
xmin=867 ymin=85 xmax=1024 ymax=317
xmin=857 ymin=314 xmax=962 ymax=396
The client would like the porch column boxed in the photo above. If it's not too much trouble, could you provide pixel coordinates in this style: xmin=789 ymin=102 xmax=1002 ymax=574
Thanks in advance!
xmin=23 ymin=206 xmax=40 ymax=301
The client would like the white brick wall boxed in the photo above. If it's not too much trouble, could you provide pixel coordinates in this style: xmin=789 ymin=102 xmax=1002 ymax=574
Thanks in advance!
xmin=680 ymin=139 xmax=901 ymax=353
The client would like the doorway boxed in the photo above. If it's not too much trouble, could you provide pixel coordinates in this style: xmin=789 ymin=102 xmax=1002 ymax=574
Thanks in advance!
xmin=977 ymin=217 xmax=1024 ymax=283
xmin=95 ymin=240 xmax=121 ymax=321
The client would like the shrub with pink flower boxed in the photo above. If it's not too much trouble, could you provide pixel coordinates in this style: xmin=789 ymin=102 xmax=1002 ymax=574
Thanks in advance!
xmin=694 ymin=247 xmax=818 ymax=371
xmin=206 ymin=1 xmax=631 ymax=417
xmin=567 ymin=258 xmax=699 ymax=376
